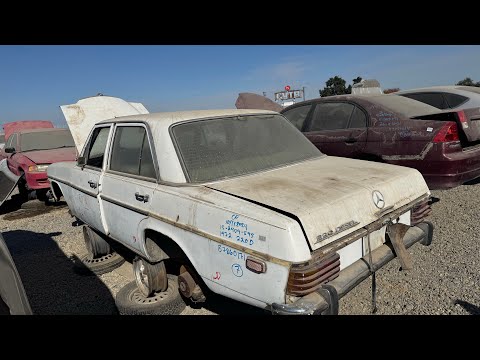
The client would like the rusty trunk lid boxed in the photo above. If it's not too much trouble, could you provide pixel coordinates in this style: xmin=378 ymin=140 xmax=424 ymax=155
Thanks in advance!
xmin=206 ymin=156 xmax=430 ymax=250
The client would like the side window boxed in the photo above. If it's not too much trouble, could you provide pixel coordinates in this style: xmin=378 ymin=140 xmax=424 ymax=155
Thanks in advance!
xmin=444 ymin=92 xmax=468 ymax=108
xmin=402 ymin=93 xmax=448 ymax=109
xmin=140 ymin=134 xmax=156 ymax=178
xmin=310 ymin=102 xmax=354 ymax=131
xmin=349 ymin=106 xmax=367 ymax=128
xmin=282 ymin=104 xmax=313 ymax=131
xmin=110 ymin=126 xmax=156 ymax=179
xmin=85 ymin=127 xmax=110 ymax=169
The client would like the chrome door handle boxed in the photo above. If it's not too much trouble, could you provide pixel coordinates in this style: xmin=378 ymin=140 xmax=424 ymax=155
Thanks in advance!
xmin=135 ymin=192 xmax=149 ymax=203
xmin=88 ymin=180 xmax=97 ymax=189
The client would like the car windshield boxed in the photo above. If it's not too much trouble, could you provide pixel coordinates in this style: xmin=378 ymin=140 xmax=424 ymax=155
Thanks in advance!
xmin=172 ymin=114 xmax=322 ymax=183
xmin=20 ymin=129 xmax=75 ymax=152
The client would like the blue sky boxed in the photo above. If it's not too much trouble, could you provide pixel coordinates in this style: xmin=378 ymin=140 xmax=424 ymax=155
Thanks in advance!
xmin=1 ymin=45 xmax=480 ymax=127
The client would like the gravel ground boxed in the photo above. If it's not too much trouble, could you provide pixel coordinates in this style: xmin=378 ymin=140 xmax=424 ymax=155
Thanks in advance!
xmin=1 ymin=183 xmax=480 ymax=315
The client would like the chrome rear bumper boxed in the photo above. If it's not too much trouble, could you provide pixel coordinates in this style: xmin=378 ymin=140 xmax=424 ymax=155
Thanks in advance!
xmin=271 ymin=221 xmax=434 ymax=315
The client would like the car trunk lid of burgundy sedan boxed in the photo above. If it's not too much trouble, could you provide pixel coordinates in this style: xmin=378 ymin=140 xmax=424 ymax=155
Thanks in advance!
xmin=412 ymin=107 xmax=480 ymax=145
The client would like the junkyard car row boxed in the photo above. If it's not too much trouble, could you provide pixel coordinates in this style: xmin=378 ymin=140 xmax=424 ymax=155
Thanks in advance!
xmin=2 ymin=87 xmax=480 ymax=315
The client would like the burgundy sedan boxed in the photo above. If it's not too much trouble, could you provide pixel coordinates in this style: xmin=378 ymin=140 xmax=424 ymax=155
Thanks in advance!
xmin=2 ymin=127 xmax=77 ymax=201
xmin=281 ymin=94 xmax=480 ymax=190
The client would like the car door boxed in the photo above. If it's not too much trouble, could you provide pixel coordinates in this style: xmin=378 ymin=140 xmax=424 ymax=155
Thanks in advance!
xmin=68 ymin=125 xmax=112 ymax=233
xmin=304 ymin=102 xmax=368 ymax=158
xmin=100 ymin=123 xmax=158 ymax=253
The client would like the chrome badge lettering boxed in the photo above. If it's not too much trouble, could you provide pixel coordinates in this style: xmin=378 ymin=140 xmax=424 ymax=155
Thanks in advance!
xmin=316 ymin=220 xmax=360 ymax=243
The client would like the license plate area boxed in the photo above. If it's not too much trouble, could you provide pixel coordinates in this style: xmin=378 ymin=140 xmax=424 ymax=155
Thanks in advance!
xmin=337 ymin=226 xmax=386 ymax=270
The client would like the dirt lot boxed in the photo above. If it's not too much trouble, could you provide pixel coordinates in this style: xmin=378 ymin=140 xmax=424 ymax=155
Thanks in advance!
xmin=1 ymin=183 xmax=480 ymax=315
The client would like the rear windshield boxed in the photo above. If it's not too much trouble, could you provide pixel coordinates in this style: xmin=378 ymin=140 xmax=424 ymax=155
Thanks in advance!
xmin=0 ymin=134 xmax=4 ymax=143
xmin=369 ymin=94 xmax=441 ymax=118
xmin=20 ymin=129 xmax=75 ymax=152
xmin=172 ymin=114 xmax=322 ymax=183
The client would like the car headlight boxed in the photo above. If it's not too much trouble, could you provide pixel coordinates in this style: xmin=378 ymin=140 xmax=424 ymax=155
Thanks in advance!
xmin=28 ymin=164 xmax=49 ymax=172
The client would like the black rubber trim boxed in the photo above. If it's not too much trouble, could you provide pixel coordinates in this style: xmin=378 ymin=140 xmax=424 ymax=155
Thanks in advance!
xmin=100 ymin=194 xmax=149 ymax=216
xmin=48 ymin=176 xmax=97 ymax=198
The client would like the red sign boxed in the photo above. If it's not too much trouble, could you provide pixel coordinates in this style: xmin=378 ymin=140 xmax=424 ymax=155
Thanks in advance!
xmin=285 ymin=85 xmax=291 ymax=91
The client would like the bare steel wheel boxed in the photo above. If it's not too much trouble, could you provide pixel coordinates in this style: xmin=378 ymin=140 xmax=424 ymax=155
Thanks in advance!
xmin=115 ymin=276 xmax=186 ymax=315
xmin=74 ymin=252 xmax=125 ymax=276
xmin=133 ymin=257 xmax=167 ymax=297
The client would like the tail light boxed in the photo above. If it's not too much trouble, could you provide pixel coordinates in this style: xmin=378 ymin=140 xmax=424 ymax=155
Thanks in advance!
xmin=456 ymin=110 xmax=469 ymax=129
xmin=411 ymin=198 xmax=432 ymax=225
xmin=433 ymin=122 xmax=459 ymax=143
xmin=287 ymin=252 xmax=340 ymax=296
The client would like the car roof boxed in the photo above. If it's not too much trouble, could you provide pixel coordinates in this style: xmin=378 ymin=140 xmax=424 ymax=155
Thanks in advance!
xmin=396 ymin=85 xmax=480 ymax=95
xmin=281 ymin=94 xmax=442 ymax=118
xmin=97 ymin=109 xmax=279 ymax=125
xmin=16 ymin=128 xmax=69 ymax=134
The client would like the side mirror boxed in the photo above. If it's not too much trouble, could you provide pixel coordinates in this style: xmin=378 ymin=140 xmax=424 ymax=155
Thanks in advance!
xmin=77 ymin=156 xmax=86 ymax=167
xmin=4 ymin=147 xmax=15 ymax=154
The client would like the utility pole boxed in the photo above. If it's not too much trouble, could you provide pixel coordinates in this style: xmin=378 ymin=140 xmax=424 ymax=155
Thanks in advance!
xmin=302 ymin=86 xmax=305 ymax=101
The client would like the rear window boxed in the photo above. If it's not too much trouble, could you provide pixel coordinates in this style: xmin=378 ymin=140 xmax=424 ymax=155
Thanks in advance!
xmin=0 ymin=134 xmax=5 ymax=143
xmin=444 ymin=93 xmax=468 ymax=108
xmin=172 ymin=114 xmax=321 ymax=183
xmin=401 ymin=93 xmax=448 ymax=110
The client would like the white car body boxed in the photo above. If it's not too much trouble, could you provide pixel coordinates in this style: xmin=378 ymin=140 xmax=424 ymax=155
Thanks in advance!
xmin=47 ymin=96 xmax=433 ymax=314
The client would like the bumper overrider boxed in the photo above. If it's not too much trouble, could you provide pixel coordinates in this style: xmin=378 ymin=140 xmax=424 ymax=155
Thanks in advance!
xmin=271 ymin=221 xmax=434 ymax=315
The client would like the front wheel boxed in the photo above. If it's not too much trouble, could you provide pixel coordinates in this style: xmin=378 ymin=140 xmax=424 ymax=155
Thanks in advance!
xmin=17 ymin=173 xmax=29 ymax=201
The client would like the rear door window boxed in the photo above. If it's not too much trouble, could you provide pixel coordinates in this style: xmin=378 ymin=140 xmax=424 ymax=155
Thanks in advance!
xmin=110 ymin=125 xmax=156 ymax=179
xmin=282 ymin=104 xmax=313 ymax=131
xmin=348 ymin=106 xmax=367 ymax=128
xmin=309 ymin=102 xmax=354 ymax=131
xmin=401 ymin=92 xmax=448 ymax=109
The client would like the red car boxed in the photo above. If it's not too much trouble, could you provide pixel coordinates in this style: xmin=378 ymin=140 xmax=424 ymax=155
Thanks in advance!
xmin=1 ymin=121 xmax=77 ymax=201
xmin=281 ymin=94 xmax=480 ymax=190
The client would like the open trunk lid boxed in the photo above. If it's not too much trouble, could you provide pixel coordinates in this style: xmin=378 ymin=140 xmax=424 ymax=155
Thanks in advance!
xmin=60 ymin=95 xmax=149 ymax=153
xmin=206 ymin=156 xmax=430 ymax=251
